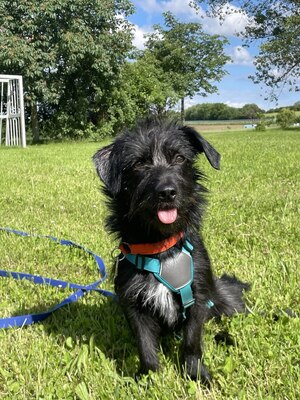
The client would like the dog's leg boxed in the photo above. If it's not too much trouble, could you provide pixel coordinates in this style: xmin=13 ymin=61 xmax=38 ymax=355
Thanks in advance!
xmin=126 ymin=307 xmax=161 ymax=375
xmin=182 ymin=307 xmax=211 ymax=385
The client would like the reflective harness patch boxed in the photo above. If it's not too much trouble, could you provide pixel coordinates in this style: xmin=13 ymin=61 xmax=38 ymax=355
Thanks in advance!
xmin=124 ymin=240 xmax=195 ymax=315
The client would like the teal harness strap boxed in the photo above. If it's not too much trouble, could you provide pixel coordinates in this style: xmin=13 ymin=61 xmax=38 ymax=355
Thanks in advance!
xmin=179 ymin=285 xmax=195 ymax=309
xmin=125 ymin=240 xmax=196 ymax=315
xmin=125 ymin=254 xmax=160 ymax=274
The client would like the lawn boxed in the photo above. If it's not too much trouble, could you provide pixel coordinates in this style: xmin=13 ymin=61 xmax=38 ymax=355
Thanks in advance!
xmin=186 ymin=119 xmax=258 ymax=133
xmin=0 ymin=128 xmax=299 ymax=399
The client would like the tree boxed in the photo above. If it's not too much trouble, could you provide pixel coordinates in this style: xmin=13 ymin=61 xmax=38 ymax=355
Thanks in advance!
xmin=276 ymin=108 xmax=296 ymax=129
xmin=208 ymin=102 xmax=231 ymax=120
xmin=194 ymin=1 xmax=300 ymax=100
xmin=124 ymin=51 xmax=178 ymax=117
xmin=0 ymin=0 xmax=134 ymax=141
xmin=255 ymin=113 xmax=272 ymax=131
xmin=239 ymin=104 xmax=264 ymax=120
xmin=291 ymin=101 xmax=300 ymax=112
xmin=185 ymin=103 xmax=213 ymax=120
xmin=94 ymin=52 xmax=179 ymax=136
xmin=144 ymin=12 xmax=230 ymax=122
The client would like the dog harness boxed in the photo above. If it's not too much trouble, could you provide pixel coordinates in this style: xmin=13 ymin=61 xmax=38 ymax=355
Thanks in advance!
xmin=120 ymin=234 xmax=196 ymax=316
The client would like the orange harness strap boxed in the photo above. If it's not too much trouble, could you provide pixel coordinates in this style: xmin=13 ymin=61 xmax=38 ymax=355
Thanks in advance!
xmin=119 ymin=232 xmax=184 ymax=255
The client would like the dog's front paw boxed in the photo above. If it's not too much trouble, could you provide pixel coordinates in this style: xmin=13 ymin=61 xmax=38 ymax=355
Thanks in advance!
xmin=199 ymin=364 xmax=212 ymax=386
xmin=136 ymin=360 xmax=159 ymax=379
xmin=135 ymin=365 xmax=159 ymax=384
xmin=183 ymin=355 xmax=212 ymax=386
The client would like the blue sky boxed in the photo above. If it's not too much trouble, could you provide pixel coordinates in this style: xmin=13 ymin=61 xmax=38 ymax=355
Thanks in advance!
xmin=128 ymin=0 xmax=299 ymax=111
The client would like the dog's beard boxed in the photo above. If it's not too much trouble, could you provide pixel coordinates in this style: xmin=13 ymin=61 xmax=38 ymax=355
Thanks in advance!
xmin=123 ymin=174 xmax=202 ymax=238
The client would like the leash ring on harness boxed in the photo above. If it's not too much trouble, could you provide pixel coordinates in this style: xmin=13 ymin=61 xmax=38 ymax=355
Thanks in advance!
xmin=111 ymin=247 xmax=125 ymax=261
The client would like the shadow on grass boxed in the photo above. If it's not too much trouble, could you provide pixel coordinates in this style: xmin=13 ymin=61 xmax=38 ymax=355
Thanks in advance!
xmin=10 ymin=294 xmax=244 ymax=380
xmin=11 ymin=296 xmax=140 ymax=377
xmin=10 ymin=294 xmax=206 ymax=379
xmin=51 ymin=299 xmax=140 ymax=377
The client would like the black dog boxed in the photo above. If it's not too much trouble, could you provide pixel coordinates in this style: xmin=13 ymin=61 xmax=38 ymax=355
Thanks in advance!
xmin=93 ymin=118 xmax=249 ymax=384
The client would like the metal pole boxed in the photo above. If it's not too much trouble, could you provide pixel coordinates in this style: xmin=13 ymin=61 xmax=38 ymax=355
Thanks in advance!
xmin=0 ymin=82 xmax=3 ymax=145
xmin=6 ymin=80 xmax=11 ymax=146
xmin=18 ymin=76 xmax=26 ymax=148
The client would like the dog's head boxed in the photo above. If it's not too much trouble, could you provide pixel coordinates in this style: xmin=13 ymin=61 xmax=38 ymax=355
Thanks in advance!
xmin=93 ymin=119 xmax=220 ymax=237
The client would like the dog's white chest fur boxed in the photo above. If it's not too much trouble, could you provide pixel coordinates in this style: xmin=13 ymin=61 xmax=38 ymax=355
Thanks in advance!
xmin=143 ymin=282 xmax=178 ymax=325
xmin=126 ymin=275 xmax=178 ymax=326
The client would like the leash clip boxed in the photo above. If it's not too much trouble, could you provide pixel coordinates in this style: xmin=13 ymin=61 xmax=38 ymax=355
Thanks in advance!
xmin=111 ymin=247 xmax=125 ymax=261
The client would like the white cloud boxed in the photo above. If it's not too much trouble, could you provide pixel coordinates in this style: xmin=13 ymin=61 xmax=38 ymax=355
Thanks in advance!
xmin=229 ymin=46 xmax=253 ymax=66
xmin=183 ymin=98 xmax=198 ymax=109
xmin=202 ymin=4 xmax=250 ymax=36
xmin=132 ymin=24 xmax=151 ymax=49
xmin=225 ymin=100 xmax=247 ymax=108
xmin=135 ymin=0 xmax=162 ymax=14
xmin=134 ymin=1 xmax=250 ymax=38
xmin=135 ymin=0 xmax=205 ymax=19
xmin=161 ymin=0 xmax=205 ymax=18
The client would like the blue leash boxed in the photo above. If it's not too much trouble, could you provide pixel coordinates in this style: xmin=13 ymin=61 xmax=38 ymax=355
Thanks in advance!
xmin=0 ymin=227 xmax=117 ymax=329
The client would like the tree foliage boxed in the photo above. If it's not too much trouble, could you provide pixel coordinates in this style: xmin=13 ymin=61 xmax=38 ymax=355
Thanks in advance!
xmin=144 ymin=12 xmax=230 ymax=119
xmin=0 ymin=2 xmax=234 ymax=139
xmin=124 ymin=51 xmax=178 ymax=116
xmin=195 ymin=1 xmax=300 ymax=99
xmin=0 ymin=0 xmax=134 ymax=140
xmin=95 ymin=52 xmax=179 ymax=134
xmin=266 ymin=101 xmax=300 ymax=114
xmin=185 ymin=102 xmax=264 ymax=121
xmin=276 ymin=108 xmax=296 ymax=129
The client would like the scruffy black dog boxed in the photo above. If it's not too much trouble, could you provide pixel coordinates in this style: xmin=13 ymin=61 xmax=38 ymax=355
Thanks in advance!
xmin=93 ymin=118 xmax=249 ymax=384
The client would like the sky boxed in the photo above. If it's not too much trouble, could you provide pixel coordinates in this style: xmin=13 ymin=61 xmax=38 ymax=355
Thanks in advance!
xmin=128 ymin=0 xmax=299 ymax=111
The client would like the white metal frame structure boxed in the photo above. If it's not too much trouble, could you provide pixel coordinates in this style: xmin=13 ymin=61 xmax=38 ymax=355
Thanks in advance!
xmin=0 ymin=75 xmax=26 ymax=147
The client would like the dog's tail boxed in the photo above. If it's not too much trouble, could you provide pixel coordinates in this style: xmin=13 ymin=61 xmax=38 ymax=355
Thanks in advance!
xmin=207 ymin=274 xmax=250 ymax=320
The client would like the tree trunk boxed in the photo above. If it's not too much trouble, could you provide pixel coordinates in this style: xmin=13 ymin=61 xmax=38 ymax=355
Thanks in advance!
xmin=31 ymin=102 xmax=40 ymax=144
xmin=180 ymin=97 xmax=185 ymax=124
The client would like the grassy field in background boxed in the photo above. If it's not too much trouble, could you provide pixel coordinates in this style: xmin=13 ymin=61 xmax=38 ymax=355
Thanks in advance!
xmin=186 ymin=120 xmax=264 ymax=133
xmin=0 ymin=128 xmax=299 ymax=399
xmin=188 ymin=122 xmax=254 ymax=132
xmin=186 ymin=114 xmax=300 ymax=132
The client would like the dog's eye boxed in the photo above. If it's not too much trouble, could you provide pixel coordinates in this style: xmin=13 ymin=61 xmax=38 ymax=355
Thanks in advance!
xmin=174 ymin=155 xmax=185 ymax=164
xmin=133 ymin=160 xmax=144 ymax=169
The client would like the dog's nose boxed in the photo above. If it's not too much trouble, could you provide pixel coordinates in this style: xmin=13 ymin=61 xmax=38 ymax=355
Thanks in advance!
xmin=157 ymin=185 xmax=177 ymax=201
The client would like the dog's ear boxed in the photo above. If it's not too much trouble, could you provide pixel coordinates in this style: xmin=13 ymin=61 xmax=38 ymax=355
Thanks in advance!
xmin=181 ymin=126 xmax=221 ymax=170
xmin=93 ymin=144 xmax=121 ymax=195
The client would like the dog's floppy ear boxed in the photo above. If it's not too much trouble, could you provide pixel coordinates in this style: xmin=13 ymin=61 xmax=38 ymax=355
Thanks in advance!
xmin=93 ymin=144 xmax=121 ymax=195
xmin=181 ymin=126 xmax=221 ymax=170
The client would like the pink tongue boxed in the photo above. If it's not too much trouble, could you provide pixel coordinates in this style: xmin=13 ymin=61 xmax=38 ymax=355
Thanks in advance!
xmin=157 ymin=208 xmax=178 ymax=224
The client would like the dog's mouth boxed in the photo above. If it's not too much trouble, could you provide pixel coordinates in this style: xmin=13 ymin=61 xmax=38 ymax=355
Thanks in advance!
xmin=157 ymin=208 xmax=178 ymax=224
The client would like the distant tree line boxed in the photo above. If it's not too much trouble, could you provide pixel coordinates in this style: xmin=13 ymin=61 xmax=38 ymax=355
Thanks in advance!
xmin=266 ymin=101 xmax=300 ymax=114
xmin=185 ymin=102 xmax=264 ymax=121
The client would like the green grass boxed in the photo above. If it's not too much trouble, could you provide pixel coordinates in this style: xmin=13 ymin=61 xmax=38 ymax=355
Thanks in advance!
xmin=0 ymin=129 xmax=299 ymax=399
